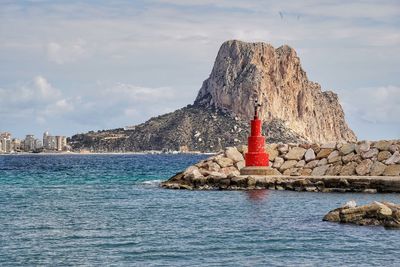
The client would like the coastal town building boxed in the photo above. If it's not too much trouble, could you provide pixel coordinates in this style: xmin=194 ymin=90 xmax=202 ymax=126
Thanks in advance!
xmin=0 ymin=132 xmax=12 ymax=153
xmin=43 ymin=131 xmax=67 ymax=151
xmin=24 ymin=135 xmax=36 ymax=152
xmin=0 ymin=131 xmax=69 ymax=153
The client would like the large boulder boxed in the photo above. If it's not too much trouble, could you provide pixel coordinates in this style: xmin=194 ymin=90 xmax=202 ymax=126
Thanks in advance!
xmin=285 ymin=147 xmax=307 ymax=160
xmin=373 ymin=140 xmax=393 ymax=151
xmin=323 ymin=201 xmax=399 ymax=228
xmin=316 ymin=148 xmax=333 ymax=159
xmin=225 ymin=147 xmax=244 ymax=162
xmin=311 ymin=165 xmax=329 ymax=176
xmin=370 ymin=162 xmax=387 ymax=176
xmin=215 ymin=156 xmax=234 ymax=168
xmin=339 ymin=143 xmax=356 ymax=155
xmin=355 ymin=159 xmax=373 ymax=176
xmin=304 ymin=148 xmax=316 ymax=162
xmin=279 ymin=160 xmax=297 ymax=172
xmin=385 ymin=151 xmax=400 ymax=165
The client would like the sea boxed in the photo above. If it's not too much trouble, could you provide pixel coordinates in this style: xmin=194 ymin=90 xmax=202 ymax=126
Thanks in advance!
xmin=0 ymin=154 xmax=399 ymax=266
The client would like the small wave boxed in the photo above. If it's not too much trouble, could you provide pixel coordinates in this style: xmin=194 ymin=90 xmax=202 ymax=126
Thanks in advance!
xmin=141 ymin=179 xmax=162 ymax=186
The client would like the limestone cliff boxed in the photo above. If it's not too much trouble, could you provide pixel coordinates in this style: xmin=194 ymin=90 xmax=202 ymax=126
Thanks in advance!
xmin=195 ymin=40 xmax=356 ymax=143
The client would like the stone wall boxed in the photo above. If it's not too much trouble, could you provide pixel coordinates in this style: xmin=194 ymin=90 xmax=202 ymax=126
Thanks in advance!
xmin=180 ymin=140 xmax=400 ymax=181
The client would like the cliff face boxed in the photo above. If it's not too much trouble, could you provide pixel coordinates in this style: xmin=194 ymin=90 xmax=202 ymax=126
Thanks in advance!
xmin=195 ymin=40 xmax=356 ymax=143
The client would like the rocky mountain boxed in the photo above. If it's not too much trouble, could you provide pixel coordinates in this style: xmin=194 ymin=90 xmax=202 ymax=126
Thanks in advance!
xmin=69 ymin=40 xmax=356 ymax=152
xmin=195 ymin=40 xmax=356 ymax=143
xmin=69 ymin=105 xmax=305 ymax=152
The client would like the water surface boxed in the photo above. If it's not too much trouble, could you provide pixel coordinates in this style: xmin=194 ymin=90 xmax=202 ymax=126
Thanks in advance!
xmin=0 ymin=154 xmax=399 ymax=266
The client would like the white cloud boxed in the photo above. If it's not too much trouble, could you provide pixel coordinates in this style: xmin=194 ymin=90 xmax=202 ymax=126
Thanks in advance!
xmin=339 ymin=85 xmax=400 ymax=124
xmin=46 ymin=40 xmax=87 ymax=64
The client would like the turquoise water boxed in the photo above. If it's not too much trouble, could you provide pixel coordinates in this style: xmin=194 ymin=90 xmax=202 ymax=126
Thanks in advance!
xmin=0 ymin=154 xmax=399 ymax=266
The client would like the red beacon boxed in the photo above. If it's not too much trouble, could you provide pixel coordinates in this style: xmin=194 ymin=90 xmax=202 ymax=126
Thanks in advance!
xmin=240 ymin=99 xmax=270 ymax=175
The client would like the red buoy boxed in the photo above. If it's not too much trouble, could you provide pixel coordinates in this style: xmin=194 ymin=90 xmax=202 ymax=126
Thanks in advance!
xmin=245 ymin=100 xmax=269 ymax=167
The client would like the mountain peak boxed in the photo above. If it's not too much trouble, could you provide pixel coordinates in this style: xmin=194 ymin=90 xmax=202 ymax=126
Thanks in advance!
xmin=194 ymin=40 xmax=356 ymax=143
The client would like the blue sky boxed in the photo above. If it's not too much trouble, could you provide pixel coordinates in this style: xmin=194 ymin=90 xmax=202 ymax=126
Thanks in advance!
xmin=0 ymin=0 xmax=399 ymax=140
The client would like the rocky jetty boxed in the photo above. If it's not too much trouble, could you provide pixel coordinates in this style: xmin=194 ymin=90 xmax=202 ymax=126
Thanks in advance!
xmin=323 ymin=201 xmax=400 ymax=228
xmin=161 ymin=140 xmax=400 ymax=192
xmin=69 ymin=40 xmax=355 ymax=152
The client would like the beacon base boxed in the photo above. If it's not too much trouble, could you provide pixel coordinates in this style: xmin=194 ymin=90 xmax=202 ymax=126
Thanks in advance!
xmin=240 ymin=166 xmax=277 ymax=176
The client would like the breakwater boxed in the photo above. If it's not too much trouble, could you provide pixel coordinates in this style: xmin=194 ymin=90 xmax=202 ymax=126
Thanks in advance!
xmin=161 ymin=140 xmax=400 ymax=192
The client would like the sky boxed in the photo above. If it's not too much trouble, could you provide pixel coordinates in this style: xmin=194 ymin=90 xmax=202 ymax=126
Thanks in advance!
xmin=0 ymin=0 xmax=399 ymax=140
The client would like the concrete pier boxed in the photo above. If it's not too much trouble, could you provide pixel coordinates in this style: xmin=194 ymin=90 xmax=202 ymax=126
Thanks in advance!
xmin=161 ymin=174 xmax=400 ymax=193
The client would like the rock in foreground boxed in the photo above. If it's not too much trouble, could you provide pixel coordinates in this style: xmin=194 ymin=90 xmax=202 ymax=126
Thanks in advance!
xmin=323 ymin=201 xmax=400 ymax=228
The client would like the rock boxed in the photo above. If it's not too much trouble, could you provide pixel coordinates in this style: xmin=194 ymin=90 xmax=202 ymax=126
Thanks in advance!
xmin=247 ymin=176 xmax=257 ymax=187
xmin=342 ymin=200 xmax=357 ymax=208
xmin=374 ymin=202 xmax=392 ymax=217
xmin=373 ymin=140 xmax=393 ymax=151
xmin=225 ymin=147 xmax=244 ymax=162
xmin=311 ymin=144 xmax=321 ymax=154
xmin=285 ymin=147 xmax=307 ymax=160
xmin=370 ymin=161 xmax=387 ymax=176
xmin=383 ymin=165 xmax=400 ymax=176
xmin=377 ymin=151 xmax=392 ymax=162
xmin=184 ymin=165 xmax=199 ymax=175
xmin=356 ymin=141 xmax=371 ymax=154
xmin=184 ymin=168 xmax=203 ymax=181
xmin=311 ymin=165 xmax=329 ymax=176
xmin=283 ymin=169 xmax=291 ymax=176
xmin=279 ymin=160 xmax=298 ymax=172
xmin=265 ymin=144 xmax=279 ymax=161
xmin=342 ymin=152 xmax=355 ymax=164
xmin=220 ymin=166 xmax=240 ymax=176
xmin=278 ymin=144 xmax=289 ymax=154
xmin=326 ymin=165 xmax=342 ymax=176
xmin=324 ymin=202 xmax=400 ymax=227
xmin=215 ymin=157 xmax=234 ymax=168
xmin=305 ymin=159 xmax=319 ymax=169
xmin=208 ymin=172 xmax=227 ymax=179
xmin=296 ymin=160 xmax=306 ymax=168
xmin=355 ymin=159 xmax=373 ymax=175
xmin=235 ymin=160 xmax=245 ymax=170
xmin=273 ymin=157 xmax=284 ymax=168
xmin=265 ymin=168 xmax=282 ymax=176
xmin=299 ymin=143 xmax=311 ymax=149
xmin=206 ymin=161 xmax=221 ymax=172
xmin=237 ymin=145 xmax=248 ymax=155
xmin=289 ymin=168 xmax=302 ymax=176
xmin=316 ymin=148 xmax=333 ymax=159
xmin=389 ymin=144 xmax=399 ymax=154
xmin=340 ymin=162 xmax=357 ymax=176
xmin=327 ymin=150 xmax=341 ymax=163
xmin=339 ymin=143 xmax=355 ymax=155
xmin=385 ymin=151 xmax=400 ymax=165
xmin=323 ymin=210 xmax=340 ymax=222
xmin=361 ymin=148 xmax=379 ymax=159
xmin=363 ymin=189 xmax=377 ymax=194
xmin=168 ymin=172 xmax=185 ymax=182
xmin=317 ymin=158 xmax=328 ymax=166
xmin=305 ymin=186 xmax=318 ymax=192
xmin=321 ymin=142 xmax=336 ymax=149
xmin=304 ymin=148 xmax=316 ymax=162
xmin=301 ymin=168 xmax=312 ymax=176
